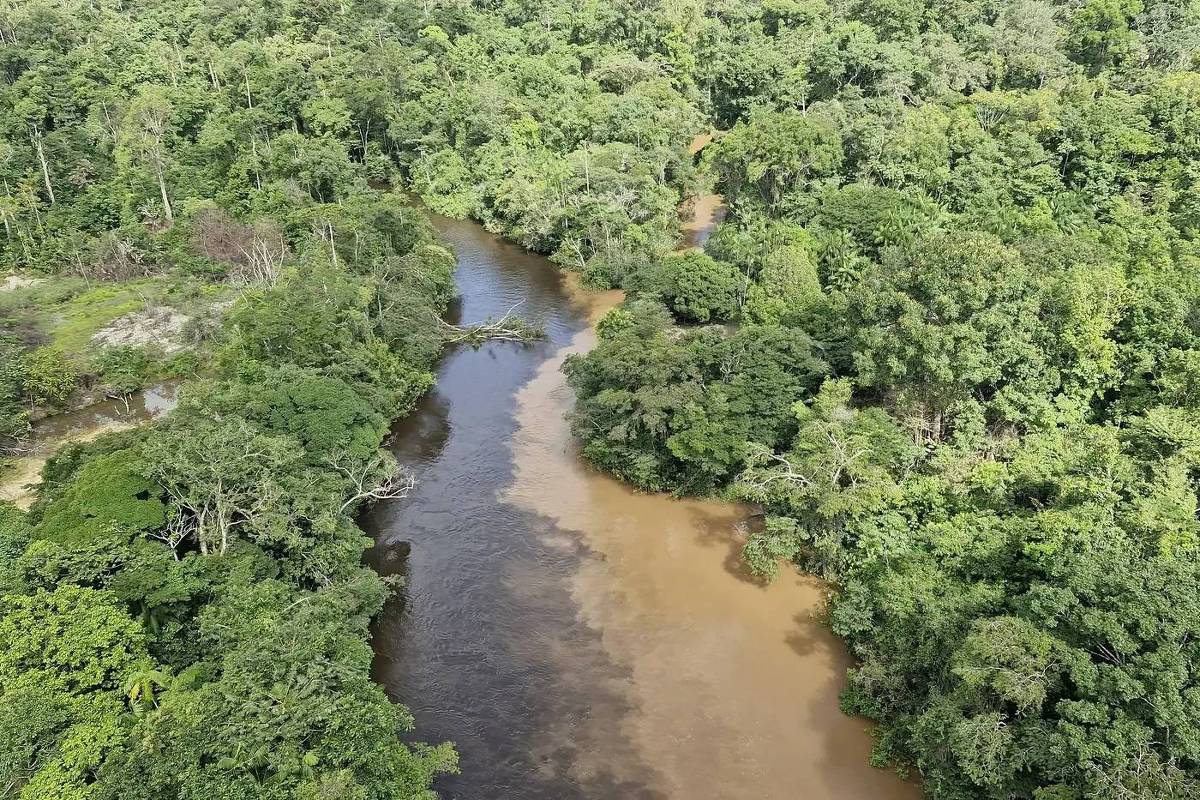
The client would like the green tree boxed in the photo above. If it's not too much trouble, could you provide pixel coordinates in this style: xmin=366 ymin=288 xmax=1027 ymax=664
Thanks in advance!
xmin=118 ymin=87 xmax=176 ymax=223
xmin=20 ymin=348 xmax=77 ymax=409
xmin=652 ymin=251 xmax=747 ymax=323
xmin=139 ymin=419 xmax=307 ymax=557
xmin=847 ymin=231 xmax=1050 ymax=439
xmin=712 ymin=108 xmax=844 ymax=215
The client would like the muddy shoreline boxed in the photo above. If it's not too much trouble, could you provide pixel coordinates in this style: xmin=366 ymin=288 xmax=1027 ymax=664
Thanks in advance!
xmin=0 ymin=382 xmax=179 ymax=508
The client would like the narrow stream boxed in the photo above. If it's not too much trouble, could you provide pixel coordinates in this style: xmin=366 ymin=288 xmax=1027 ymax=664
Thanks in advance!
xmin=0 ymin=382 xmax=180 ymax=508
xmin=364 ymin=212 xmax=921 ymax=799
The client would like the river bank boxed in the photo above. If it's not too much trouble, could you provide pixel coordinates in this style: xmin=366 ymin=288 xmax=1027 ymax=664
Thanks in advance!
xmin=365 ymin=201 xmax=921 ymax=797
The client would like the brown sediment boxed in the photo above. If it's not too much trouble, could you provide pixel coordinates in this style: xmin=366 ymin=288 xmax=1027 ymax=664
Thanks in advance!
xmin=0 ymin=421 xmax=137 ymax=509
xmin=0 ymin=382 xmax=179 ymax=509
xmin=503 ymin=280 xmax=921 ymax=799
xmin=363 ymin=185 xmax=919 ymax=799
xmin=688 ymin=132 xmax=714 ymax=155
xmin=562 ymin=272 xmax=622 ymax=325
xmin=678 ymin=192 xmax=727 ymax=251
xmin=680 ymin=132 xmax=726 ymax=251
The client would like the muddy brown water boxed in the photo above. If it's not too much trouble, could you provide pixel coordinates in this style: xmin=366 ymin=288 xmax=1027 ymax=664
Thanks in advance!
xmin=363 ymin=211 xmax=922 ymax=799
xmin=0 ymin=382 xmax=180 ymax=508
xmin=27 ymin=381 xmax=180 ymax=444
xmin=679 ymin=193 xmax=727 ymax=251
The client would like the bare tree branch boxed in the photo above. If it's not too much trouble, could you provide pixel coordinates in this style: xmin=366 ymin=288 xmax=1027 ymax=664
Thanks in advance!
xmin=438 ymin=301 xmax=543 ymax=345
xmin=326 ymin=451 xmax=416 ymax=513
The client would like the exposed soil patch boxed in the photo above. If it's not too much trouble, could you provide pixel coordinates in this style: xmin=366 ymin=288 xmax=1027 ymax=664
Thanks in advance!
xmin=1 ymin=274 xmax=44 ymax=292
xmin=0 ymin=381 xmax=179 ymax=509
xmin=0 ymin=421 xmax=136 ymax=509
xmin=90 ymin=306 xmax=191 ymax=353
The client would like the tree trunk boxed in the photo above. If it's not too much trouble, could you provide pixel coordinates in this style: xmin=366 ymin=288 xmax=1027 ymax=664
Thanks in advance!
xmin=250 ymin=136 xmax=262 ymax=190
xmin=156 ymin=165 xmax=173 ymax=222
xmin=31 ymin=127 xmax=55 ymax=205
xmin=197 ymin=505 xmax=209 ymax=555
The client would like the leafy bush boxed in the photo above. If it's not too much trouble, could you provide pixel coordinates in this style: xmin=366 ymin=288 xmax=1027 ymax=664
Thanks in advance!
xmin=639 ymin=251 xmax=747 ymax=323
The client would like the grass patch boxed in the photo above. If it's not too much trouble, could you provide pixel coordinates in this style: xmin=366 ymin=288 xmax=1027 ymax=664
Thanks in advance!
xmin=48 ymin=282 xmax=156 ymax=358
xmin=2 ymin=274 xmax=236 ymax=386
xmin=0 ymin=277 xmax=90 ymax=317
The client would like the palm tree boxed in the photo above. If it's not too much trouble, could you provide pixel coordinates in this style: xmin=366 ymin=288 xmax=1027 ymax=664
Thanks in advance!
xmin=123 ymin=666 xmax=172 ymax=713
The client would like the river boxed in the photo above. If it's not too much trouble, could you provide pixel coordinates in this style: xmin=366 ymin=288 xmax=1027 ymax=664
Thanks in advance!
xmin=363 ymin=211 xmax=921 ymax=799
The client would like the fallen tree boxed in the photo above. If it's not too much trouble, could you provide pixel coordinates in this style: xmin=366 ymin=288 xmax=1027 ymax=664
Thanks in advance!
xmin=438 ymin=302 xmax=543 ymax=345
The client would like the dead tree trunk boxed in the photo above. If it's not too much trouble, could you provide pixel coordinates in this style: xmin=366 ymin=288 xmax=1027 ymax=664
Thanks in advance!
xmin=30 ymin=126 xmax=54 ymax=205
xmin=438 ymin=302 xmax=543 ymax=346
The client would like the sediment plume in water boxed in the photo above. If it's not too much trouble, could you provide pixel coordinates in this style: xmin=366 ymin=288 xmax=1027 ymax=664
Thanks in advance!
xmin=502 ymin=276 xmax=921 ymax=799
xmin=365 ymin=209 xmax=920 ymax=800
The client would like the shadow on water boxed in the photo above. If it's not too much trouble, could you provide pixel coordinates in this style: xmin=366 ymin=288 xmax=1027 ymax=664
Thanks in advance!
xmin=685 ymin=504 xmax=769 ymax=587
xmin=362 ymin=215 xmax=665 ymax=799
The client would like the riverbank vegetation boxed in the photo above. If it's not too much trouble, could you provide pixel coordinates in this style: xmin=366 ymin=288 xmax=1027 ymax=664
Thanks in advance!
xmin=545 ymin=3 xmax=1200 ymax=800
xmin=4 ymin=0 xmax=1200 ymax=798
xmin=0 ymin=0 xmax=462 ymax=796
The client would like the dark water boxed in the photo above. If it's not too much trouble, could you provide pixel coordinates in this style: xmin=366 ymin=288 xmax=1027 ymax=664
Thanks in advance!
xmin=362 ymin=217 xmax=659 ymax=798
xmin=363 ymin=213 xmax=923 ymax=800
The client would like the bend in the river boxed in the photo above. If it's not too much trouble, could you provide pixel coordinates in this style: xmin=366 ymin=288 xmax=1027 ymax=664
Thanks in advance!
xmin=363 ymin=201 xmax=922 ymax=799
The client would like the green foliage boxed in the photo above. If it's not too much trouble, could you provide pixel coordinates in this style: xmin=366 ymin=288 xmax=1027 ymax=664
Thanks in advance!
xmin=44 ymin=285 xmax=149 ymax=356
xmin=0 ymin=335 xmax=31 ymax=450
xmin=94 ymin=573 xmax=457 ymax=799
xmin=544 ymin=0 xmax=1200 ymax=796
xmin=640 ymin=250 xmax=747 ymax=323
xmin=568 ymin=302 xmax=828 ymax=493
xmin=736 ymin=379 xmax=918 ymax=578
xmin=0 ymin=586 xmax=146 ymax=800
xmin=0 ymin=502 xmax=32 ymax=592
xmin=846 ymin=231 xmax=1050 ymax=434
xmin=95 ymin=346 xmax=157 ymax=399
xmin=33 ymin=449 xmax=167 ymax=546
xmin=811 ymin=184 xmax=941 ymax=261
xmin=220 ymin=265 xmax=374 ymax=371
xmin=20 ymin=347 xmax=77 ymax=408
xmin=0 ymin=2 xmax=466 ymax=794
xmin=711 ymin=108 xmax=844 ymax=216
xmin=219 ymin=264 xmax=434 ymax=414
xmin=179 ymin=366 xmax=388 ymax=465
xmin=140 ymin=418 xmax=333 ymax=562
xmin=6 ymin=0 xmax=1200 ymax=796
xmin=0 ymin=585 xmax=150 ymax=694
xmin=743 ymin=244 xmax=822 ymax=324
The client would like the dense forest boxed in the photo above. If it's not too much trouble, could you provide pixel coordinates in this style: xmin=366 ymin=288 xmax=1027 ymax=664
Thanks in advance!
xmin=2 ymin=0 xmax=1200 ymax=798
xmin=0 ymin=1 xmax=467 ymax=797
xmin=559 ymin=2 xmax=1200 ymax=800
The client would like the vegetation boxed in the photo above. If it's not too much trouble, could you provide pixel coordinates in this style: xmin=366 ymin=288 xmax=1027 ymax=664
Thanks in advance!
xmin=0 ymin=0 xmax=464 ymax=796
xmin=1 ymin=241 xmax=458 ymax=798
xmin=4 ymin=0 xmax=1200 ymax=798
xmin=535 ymin=1 xmax=1200 ymax=799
